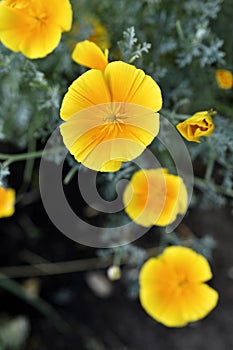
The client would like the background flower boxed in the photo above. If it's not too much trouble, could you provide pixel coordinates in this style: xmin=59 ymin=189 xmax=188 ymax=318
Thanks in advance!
xmin=0 ymin=0 xmax=72 ymax=58
xmin=176 ymin=110 xmax=215 ymax=142
xmin=0 ymin=186 xmax=15 ymax=218
xmin=139 ymin=246 xmax=219 ymax=327
xmin=66 ymin=15 xmax=110 ymax=53
xmin=60 ymin=61 xmax=162 ymax=172
xmin=88 ymin=17 xmax=110 ymax=50
xmin=215 ymin=69 xmax=233 ymax=89
xmin=123 ymin=168 xmax=188 ymax=227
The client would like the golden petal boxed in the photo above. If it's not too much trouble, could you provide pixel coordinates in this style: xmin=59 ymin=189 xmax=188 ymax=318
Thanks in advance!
xmin=104 ymin=62 xmax=162 ymax=111
xmin=72 ymin=40 xmax=108 ymax=71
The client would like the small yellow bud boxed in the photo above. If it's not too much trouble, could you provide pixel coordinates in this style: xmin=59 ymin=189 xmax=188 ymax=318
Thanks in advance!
xmin=176 ymin=110 xmax=215 ymax=143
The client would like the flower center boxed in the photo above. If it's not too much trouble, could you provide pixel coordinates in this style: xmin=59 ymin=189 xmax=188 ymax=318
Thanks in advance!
xmin=178 ymin=280 xmax=187 ymax=287
xmin=33 ymin=13 xmax=48 ymax=24
xmin=104 ymin=114 xmax=126 ymax=126
xmin=199 ymin=118 xmax=209 ymax=131
xmin=177 ymin=277 xmax=189 ymax=288
xmin=5 ymin=0 xmax=49 ymax=25
xmin=105 ymin=115 xmax=117 ymax=122
xmin=102 ymin=104 xmax=129 ymax=129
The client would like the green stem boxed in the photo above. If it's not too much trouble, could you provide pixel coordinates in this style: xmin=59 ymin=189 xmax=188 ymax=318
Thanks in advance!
xmin=0 ymin=147 xmax=64 ymax=168
xmin=0 ymin=150 xmax=44 ymax=165
xmin=0 ymin=257 xmax=111 ymax=279
xmin=0 ymin=246 xmax=160 ymax=280
xmin=176 ymin=20 xmax=185 ymax=41
xmin=204 ymin=139 xmax=216 ymax=181
xmin=162 ymin=109 xmax=188 ymax=122
xmin=113 ymin=165 xmax=135 ymax=183
xmin=113 ymin=249 xmax=122 ymax=267
xmin=63 ymin=164 xmax=80 ymax=185
xmin=194 ymin=177 xmax=233 ymax=198
xmin=23 ymin=132 xmax=37 ymax=185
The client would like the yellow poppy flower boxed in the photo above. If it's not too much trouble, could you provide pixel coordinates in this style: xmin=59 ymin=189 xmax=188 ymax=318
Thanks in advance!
xmin=67 ymin=15 xmax=110 ymax=52
xmin=0 ymin=0 xmax=73 ymax=59
xmin=60 ymin=61 xmax=162 ymax=172
xmin=139 ymin=246 xmax=219 ymax=327
xmin=72 ymin=40 xmax=108 ymax=71
xmin=88 ymin=17 xmax=110 ymax=50
xmin=176 ymin=110 xmax=215 ymax=143
xmin=215 ymin=69 xmax=233 ymax=89
xmin=123 ymin=168 xmax=188 ymax=227
xmin=0 ymin=185 xmax=15 ymax=218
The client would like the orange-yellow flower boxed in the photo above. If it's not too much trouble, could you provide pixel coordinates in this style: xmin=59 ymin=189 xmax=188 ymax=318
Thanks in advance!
xmin=0 ymin=0 xmax=72 ymax=59
xmin=123 ymin=168 xmax=188 ymax=227
xmin=215 ymin=69 xmax=233 ymax=89
xmin=0 ymin=185 xmax=15 ymax=218
xmin=139 ymin=246 xmax=219 ymax=327
xmin=88 ymin=17 xmax=110 ymax=51
xmin=60 ymin=61 xmax=162 ymax=172
xmin=176 ymin=110 xmax=215 ymax=143
xmin=72 ymin=40 xmax=108 ymax=71
xmin=67 ymin=15 xmax=110 ymax=53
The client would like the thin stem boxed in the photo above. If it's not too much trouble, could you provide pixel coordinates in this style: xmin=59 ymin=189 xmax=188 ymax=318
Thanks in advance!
xmin=0 ymin=150 xmax=43 ymax=161
xmin=0 ymin=147 xmax=64 ymax=168
xmin=162 ymin=109 xmax=188 ymax=122
xmin=113 ymin=249 xmax=122 ymax=267
xmin=176 ymin=20 xmax=185 ymax=41
xmin=63 ymin=164 xmax=80 ymax=185
xmin=15 ymin=126 xmax=38 ymax=200
xmin=0 ymin=247 xmax=159 ymax=280
xmin=216 ymin=158 xmax=233 ymax=171
xmin=0 ymin=257 xmax=111 ymax=279
xmin=112 ymin=164 xmax=135 ymax=184
xmin=0 ymin=150 xmax=44 ymax=168
xmin=194 ymin=177 xmax=233 ymax=198
xmin=204 ymin=139 xmax=216 ymax=181
xmin=23 ymin=130 xmax=37 ymax=185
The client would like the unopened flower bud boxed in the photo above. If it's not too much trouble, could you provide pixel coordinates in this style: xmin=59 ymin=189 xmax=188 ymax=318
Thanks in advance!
xmin=107 ymin=265 xmax=121 ymax=281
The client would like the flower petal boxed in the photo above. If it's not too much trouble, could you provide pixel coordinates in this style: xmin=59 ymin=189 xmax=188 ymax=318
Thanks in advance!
xmin=179 ymin=283 xmax=219 ymax=324
xmin=72 ymin=40 xmax=108 ymax=71
xmin=161 ymin=246 xmax=214 ymax=282
xmin=155 ymin=174 xmax=188 ymax=226
xmin=123 ymin=169 xmax=166 ymax=227
xmin=140 ymin=282 xmax=218 ymax=327
xmin=60 ymin=70 xmax=111 ymax=120
xmin=0 ymin=187 xmax=15 ymax=218
xmin=140 ymin=286 xmax=188 ymax=327
xmin=41 ymin=0 xmax=73 ymax=31
xmin=20 ymin=22 xmax=62 ymax=59
xmin=99 ymin=160 xmax=122 ymax=172
xmin=0 ymin=3 xmax=29 ymax=52
xmin=104 ymin=61 xmax=162 ymax=111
